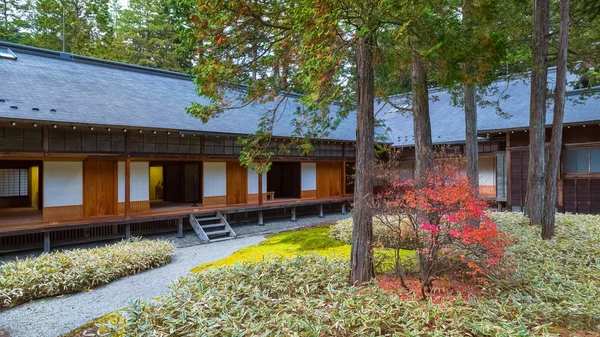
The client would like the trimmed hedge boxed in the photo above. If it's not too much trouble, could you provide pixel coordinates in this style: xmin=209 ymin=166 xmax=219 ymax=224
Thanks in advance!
xmin=0 ymin=238 xmax=174 ymax=309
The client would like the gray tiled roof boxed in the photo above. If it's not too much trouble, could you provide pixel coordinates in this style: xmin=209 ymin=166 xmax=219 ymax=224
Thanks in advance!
xmin=1 ymin=42 xmax=599 ymax=147
xmin=377 ymin=69 xmax=600 ymax=147
xmin=0 ymin=43 xmax=357 ymax=142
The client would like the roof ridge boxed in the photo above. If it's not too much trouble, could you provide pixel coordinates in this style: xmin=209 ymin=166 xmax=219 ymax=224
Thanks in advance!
xmin=0 ymin=41 xmax=192 ymax=80
xmin=0 ymin=41 xmax=309 ymax=100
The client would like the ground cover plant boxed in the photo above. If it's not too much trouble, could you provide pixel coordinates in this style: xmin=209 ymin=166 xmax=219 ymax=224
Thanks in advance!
xmin=192 ymin=225 xmax=414 ymax=273
xmin=0 ymin=238 xmax=174 ymax=310
xmin=65 ymin=212 xmax=599 ymax=336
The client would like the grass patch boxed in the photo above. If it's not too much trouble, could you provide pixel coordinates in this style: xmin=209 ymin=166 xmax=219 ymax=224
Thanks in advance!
xmin=192 ymin=225 xmax=415 ymax=273
xmin=192 ymin=226 xmax=350 ymax=272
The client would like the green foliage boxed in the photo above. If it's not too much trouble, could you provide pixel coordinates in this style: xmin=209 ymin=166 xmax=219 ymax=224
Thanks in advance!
xmin=330 ymin=216 xmax=415 ymax=250
xmin=29 ymin=0 xmax=116 ymax=56
xmin=100 ymin=255 xmax=512 ymax=337
xmin=115 ymin=0 xmax=189 ymax=71
xmin=486 ymin=212 xmax=600 ymax=330
xmin=0 ymin=0 xmax=32 ymax=43
xmin=64 ymin=212 xmax=600 ymax=335
xmin=0 ymin=238 xmax=174 ymax=310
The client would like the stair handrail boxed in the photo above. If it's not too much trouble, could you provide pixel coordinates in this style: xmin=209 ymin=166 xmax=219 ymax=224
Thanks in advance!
xmin=189 ymin=213 xmax=210 ymax=243
xmin=217 ymin=211 xmax=236 ymax=238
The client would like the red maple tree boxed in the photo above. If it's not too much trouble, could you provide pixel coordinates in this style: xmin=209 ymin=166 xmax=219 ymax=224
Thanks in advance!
xmin=373 ymin=163 xmax=508 ymax=299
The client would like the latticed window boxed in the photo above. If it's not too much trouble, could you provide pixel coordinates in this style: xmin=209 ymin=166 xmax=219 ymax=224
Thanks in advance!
xmin=564 ymin=148 xmax=600 ymax=173
xmin=0 ymin=168 xmax=28 ymax=197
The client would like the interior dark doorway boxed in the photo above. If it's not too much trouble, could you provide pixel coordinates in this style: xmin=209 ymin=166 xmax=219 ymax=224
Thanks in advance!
xmin=149 ymin=162 xmax=202 ymax=209
xmin=345 ymin=162 xmax=355 ymax=195
xmin=0 ymin=160 xmax=43 ymax=224
xmin=267 ymin=162 xmax=301 ymax=199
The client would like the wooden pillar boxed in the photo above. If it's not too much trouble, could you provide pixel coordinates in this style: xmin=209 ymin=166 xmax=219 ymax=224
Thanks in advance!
xmin=125 ymin=224 xmax=131 ymax=239
xmin=42 ymin=125 xmax=49 ymax=154
xmin=342 ymin=202 xmax=347 ymax=215
xmin=177 ymin=218 xmax=184 ymax=238
xmin=506 ymin=132 xmax=512 ymax=210
xmin=341 ymin=161 xmax=346 ymax=197
xmin=319 ymin=204 xmax=324 ymax=218
xmin=258 ymin=168 xmax=263 ymax=206
xmin=125 ymin=158 xmax=131 ymax=218
xmin=258 ymin=210 xmax=264 ymax=225
xmin=291 ymin=207 xmax=297 ymax=222
xmin=43 ymin=232 xmax=50 ymax=253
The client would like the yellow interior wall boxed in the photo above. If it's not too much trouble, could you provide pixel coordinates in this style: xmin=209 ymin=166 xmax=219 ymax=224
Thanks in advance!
xmin=29 ymin=166 xmax=39 ymax=209
xmin=149 ymin=166 xmax=163 ymax=200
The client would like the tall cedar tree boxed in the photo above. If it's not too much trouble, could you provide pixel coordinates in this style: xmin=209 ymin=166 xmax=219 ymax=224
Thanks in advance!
xmin=29 ymin=0 xmax=115 ymax=56
xmin=177 ymin=0 xmax=463 ymax=285
xmin=1 ymin=0 xmax=32 ymax=43
xmin=524 ymin=0 xmax=550 ymax=226
xmin=116 ymin=0 xmax=188 ymax=71
xmin=542 ymin=0 xmax=569 ymax=239
xmin=462 ymin=0 xmax=478 ymax=193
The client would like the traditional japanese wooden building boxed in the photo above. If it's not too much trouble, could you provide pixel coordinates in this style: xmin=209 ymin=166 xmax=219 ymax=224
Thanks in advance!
xmin=1 ymin=41 xmax=599 ymax=253
xmin=0 ymin=42 xmax=357 ymax=252
xmin=379 ymin=68 xmax=600 ymax=213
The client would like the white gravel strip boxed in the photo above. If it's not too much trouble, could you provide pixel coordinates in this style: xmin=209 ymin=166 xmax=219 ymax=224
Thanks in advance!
xmin=0 ymin=235 xmax=265 ymax=337
xmin=233 ymin=213 xmax=351 ymax=237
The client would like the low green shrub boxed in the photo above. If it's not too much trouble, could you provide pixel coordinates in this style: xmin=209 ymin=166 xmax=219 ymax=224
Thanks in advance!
xmin=330 ymin=216 xmax=414 ymax=249
xmin=0 ymin=238 xmax=174 ymax=309
xmin=486 ymin=212 xmax=600 ymax=331
xmin=73 ymin=212 xmax=599 ymax=335
xmin=100 ymin=255 xmax=543 ymax=337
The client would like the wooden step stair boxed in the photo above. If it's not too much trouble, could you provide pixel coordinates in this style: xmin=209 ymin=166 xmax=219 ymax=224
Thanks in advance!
xmin=189 ymin=211 xmax=236 ymax=243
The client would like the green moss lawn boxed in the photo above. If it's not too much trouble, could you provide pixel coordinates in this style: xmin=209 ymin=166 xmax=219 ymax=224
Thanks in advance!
xmin=192 ymin=225 xmax=414 ymax=273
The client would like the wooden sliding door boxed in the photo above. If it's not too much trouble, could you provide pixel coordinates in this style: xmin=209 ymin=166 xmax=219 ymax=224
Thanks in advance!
xmin=317 ymin=162 xmax=342 ymax=198
xmin=83 ymin=159 xmax=117 ymax=217
xmin=227 ymin=161 xmax=247 ymax=205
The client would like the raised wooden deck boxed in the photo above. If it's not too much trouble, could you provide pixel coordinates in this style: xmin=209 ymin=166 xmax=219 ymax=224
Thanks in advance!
xmin=0 ymin=196 xmax=352 ymax=237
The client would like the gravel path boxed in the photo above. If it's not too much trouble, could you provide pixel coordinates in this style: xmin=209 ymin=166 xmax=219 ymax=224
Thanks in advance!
xmin=232 ymin=212 xmax=350 ymax=237
xmin=0 ymin=235 xmax=265 ymax=337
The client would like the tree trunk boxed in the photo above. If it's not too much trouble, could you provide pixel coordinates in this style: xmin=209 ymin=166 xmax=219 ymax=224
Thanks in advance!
xmin=412 ymin=51 xmax=434 ymax=177
xmin=463 ymin=0 xmax=479 ymax=194
xmin=524 ymin=0 xmax=550 ymax=226
xmin=412 ymin=49 xmax=435 ymax=292
xmin=350 ymin=35 xmax=375 ymax=286
xmin=542 ymin=0 xmax=569 ymax=239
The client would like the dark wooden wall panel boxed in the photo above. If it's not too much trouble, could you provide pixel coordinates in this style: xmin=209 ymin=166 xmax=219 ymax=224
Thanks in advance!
xmin=562 ymin=178 xmax=600 ymax=214
xmin=509 ymin=150 xmax=528 ymax=209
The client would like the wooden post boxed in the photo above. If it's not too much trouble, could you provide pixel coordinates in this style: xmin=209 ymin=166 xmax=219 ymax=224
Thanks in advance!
xmin=258 ymin=166 xmax=263 ymax=206
xmin=319 ymin=204 xmax=324 ymax=218
xmin=177 ymin=218 xmax=184 ymax=238
xmin=258 ymin=211 xmax=264 ymax=225
xmin=43 ymin=232 xmax=50 ymax=253
xmin=291 ymin=207 xmax=297 ymax=222
xmin=341 ymin=161 xmax=346 ymax=197
xmin=125 ymin=158 xmax=131 ymax=218
xmin=506 ymin=132 xmax=512 ymax=210
xmin=42 ymin=125 xmax=49 ymax=154
xmin=342 ymin=202 xmax=346 ymax=215
xmin=125 ymin=224 xmax=131 ymax=239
